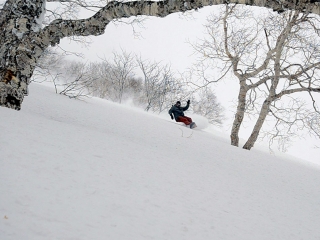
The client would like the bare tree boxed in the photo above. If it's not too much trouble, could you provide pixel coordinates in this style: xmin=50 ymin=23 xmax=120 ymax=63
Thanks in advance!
xmin=1 ymin=0 xmax=320 ymax=110
xmin=105 ymin=50 xmax=136 ymax=103
xmin=137 ymin=57 xmax=177 ymax=112
xmin=31 ymin=47 xmax=65 ymax=83
xmin=242 ymin=10 xmax=320 ymax=150
xmin=307 ymin=112 xmax=320 ymax=140
xmin=86 ymin=61 xmax=115 ymax=99
xmin=193 ymin=4 xmax=320 ymax=150
xmin=58 ymin=60 xmax=98 ymax=98
xmin=55 ymin=56 xmax=142 ymax=102
xmin=192 ymin=87 xmax=225 ymax=126
xmin=259 ymin=98 xmax=316 ymax=152
xmin=192 ymin=5 xmax=275 ymax=146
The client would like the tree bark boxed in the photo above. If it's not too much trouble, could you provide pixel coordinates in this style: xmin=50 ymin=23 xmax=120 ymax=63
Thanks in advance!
xmin=242 ymin=98 xmax=271 ymax=150
xmin=230 ymin=83 xmax=248 ymax=146
xmin=0 ymin=0 xmax=46 ymax=109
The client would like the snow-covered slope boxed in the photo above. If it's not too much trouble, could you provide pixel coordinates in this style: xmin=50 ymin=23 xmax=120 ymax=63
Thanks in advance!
xmin=1 ymin=83 xmax=320 ymax=240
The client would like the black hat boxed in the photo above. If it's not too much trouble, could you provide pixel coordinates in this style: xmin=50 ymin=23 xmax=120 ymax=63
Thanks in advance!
xmin=176 ymin=101 xmax=181 ymax=105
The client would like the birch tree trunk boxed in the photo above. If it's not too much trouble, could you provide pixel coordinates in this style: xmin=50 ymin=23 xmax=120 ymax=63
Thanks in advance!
xmin=242 ymin=98 xmax=271 ymax=149
xmin=230 ymin=82 xmax=248 ymax=146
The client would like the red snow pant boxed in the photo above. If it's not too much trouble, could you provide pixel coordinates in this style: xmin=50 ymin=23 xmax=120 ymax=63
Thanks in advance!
xmin=176 ymin=116 xmax=192 ymax=125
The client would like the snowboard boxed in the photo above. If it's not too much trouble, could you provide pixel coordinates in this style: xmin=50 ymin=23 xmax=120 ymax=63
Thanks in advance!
xmin=190 ymin=122 xmax=197 ymax=129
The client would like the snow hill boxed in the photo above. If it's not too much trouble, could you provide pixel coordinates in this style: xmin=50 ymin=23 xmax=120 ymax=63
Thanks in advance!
xmin=1 ymin=83 xmax=320 ymax=240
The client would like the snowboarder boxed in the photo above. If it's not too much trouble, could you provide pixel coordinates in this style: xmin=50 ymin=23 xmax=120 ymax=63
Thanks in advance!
xmin=168 ymin=100 xmax=197 ymax=129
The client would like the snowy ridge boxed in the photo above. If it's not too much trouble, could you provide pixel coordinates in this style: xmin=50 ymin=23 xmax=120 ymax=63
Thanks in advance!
xmin=1 ymin=83 xmax=320 ymax=240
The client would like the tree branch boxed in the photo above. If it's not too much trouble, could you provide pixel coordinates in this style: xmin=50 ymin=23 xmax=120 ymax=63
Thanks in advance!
xmin=275 ymin=86 xmax=320 ymax=99
xmin=41 ymin=0 xmax=320 ymax=48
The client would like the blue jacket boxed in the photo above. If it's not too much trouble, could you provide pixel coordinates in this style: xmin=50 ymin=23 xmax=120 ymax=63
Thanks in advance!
xmin=168 ymin=102 xmax=189 ymax=120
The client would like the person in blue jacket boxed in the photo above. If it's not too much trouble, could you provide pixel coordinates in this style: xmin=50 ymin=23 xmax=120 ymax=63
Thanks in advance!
xmin=168 ymin=100 xmax=196 ymax=128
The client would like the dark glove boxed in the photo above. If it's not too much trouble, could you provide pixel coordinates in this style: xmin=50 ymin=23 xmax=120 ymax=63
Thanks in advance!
xmin=170 ymin=114 xmax=174 ymax=120
xmin=187 ymin=99 xmax=190 ymax=104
